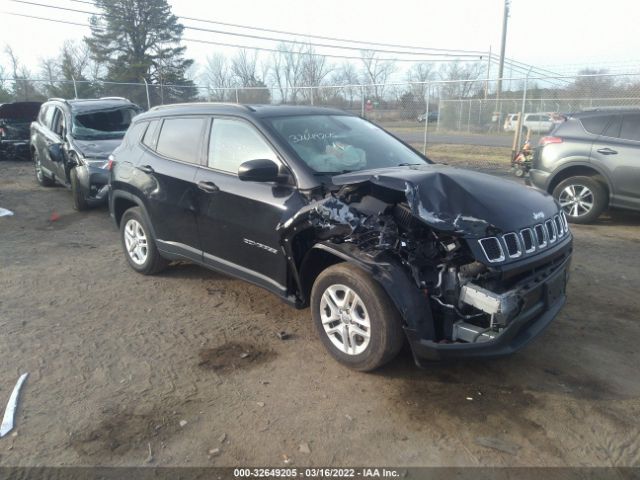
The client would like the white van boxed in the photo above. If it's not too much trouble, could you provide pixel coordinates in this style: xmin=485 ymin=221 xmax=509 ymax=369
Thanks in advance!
xmin=504 ymin=113 xmax=553 ymax=133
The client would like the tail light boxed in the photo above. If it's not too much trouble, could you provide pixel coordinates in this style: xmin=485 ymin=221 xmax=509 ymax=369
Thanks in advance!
xmin=539 ymin=136 xmax=563 ymax=147
xmin=107 ymin=154 xmax=115 ymax=171
xmin=0 ymin=127 xmax=5 ymax=138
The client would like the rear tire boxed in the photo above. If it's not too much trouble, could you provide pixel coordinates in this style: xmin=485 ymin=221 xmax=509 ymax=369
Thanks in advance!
xmin=120 ymin=207 xmax=168 ymax=275
xmin=311 ymin=263 xmax=404 ymax=371
xmin=70 ymin=167 xmax=89 ymax=211
xmin=34 ymin=150 xmax=54 ymax=187
xmin=553 ymin=176 xmax=607 ymax=224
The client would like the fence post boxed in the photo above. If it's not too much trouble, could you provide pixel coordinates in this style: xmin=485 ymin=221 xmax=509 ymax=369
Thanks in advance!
xmin=360 ymin=86 xmax=365 ymax=118
xmin=143 ymin=78 xmax=151 ymax=110
xmin=515 ymin=67 xmax=533 ymax=157
xmin=467 ymin=98 xmax=472 ymax=132
xmin=235 ymin=88 xmax=239 ymax=104
xmin=423 ymin=83 xmax=431 ymax=155
xmin=436 ymin=94 xmax=442 ymax=132
xmin=310 ymin=87 xmax=314 ymax=106
xmin=71 ymin=76 xmax=78 ymax=99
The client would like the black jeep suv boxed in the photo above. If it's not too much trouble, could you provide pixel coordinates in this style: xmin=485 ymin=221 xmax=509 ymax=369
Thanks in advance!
xmin=530 ymin=108 xmax=640 ymax=223
xmin=31 ymin=97 xmax=141 ymax=210
xmin=109 ymin=104 xmax=572 ymax=371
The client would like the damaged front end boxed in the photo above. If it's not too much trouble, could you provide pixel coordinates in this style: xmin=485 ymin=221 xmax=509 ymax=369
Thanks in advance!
xmin=283 ymin=165 xmax=572 ymax=364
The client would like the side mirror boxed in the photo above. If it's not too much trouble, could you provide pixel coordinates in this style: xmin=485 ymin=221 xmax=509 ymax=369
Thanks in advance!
xmin=48 ymin=143 xmax=64 ymax=163
xmin=238 ymin=159 xmax=280 ymax=183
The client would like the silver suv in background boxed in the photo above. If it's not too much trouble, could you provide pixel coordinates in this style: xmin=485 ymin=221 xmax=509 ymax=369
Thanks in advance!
xmin=529 ymin=108 xmax=640 ymax=223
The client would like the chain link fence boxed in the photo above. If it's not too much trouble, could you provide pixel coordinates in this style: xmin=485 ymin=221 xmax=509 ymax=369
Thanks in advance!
xmin=3 ymin=72 xmax=640 ymax=161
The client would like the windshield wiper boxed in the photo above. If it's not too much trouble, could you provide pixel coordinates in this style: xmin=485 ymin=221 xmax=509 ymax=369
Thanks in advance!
xmin=312 ymin=169 xmax=354 ymax=176
xmin=397 ymin=163 xmax=423 ymax=167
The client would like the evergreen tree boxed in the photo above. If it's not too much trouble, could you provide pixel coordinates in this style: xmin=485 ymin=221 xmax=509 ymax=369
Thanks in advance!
xmin=85 ymin=0 xmax=198 ymax=107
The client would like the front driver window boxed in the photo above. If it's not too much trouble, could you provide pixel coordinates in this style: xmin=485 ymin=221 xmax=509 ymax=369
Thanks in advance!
xmin=208 ymin=118 xmax=279 ymax=174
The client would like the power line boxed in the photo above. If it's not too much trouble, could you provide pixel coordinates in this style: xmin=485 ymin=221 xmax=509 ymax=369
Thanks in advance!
xmin=0 ymin=11 xmax=481 ymax=63
xmin=64 ymin=0 xmax=489 ymax=56
xmin=9 ymin=0 xmax=487 ymax=59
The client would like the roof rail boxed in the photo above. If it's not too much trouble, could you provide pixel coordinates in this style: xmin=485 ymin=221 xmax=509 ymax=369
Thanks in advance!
xmin=47 ymin=97 xmax=69 ymax=103
xmin=581 ymin=106 xmax=640 ymax=112
xmin=100 ymin=96 xmax=130 ymax=101
xmin=149 ymin=102 xmax=251 ymax=112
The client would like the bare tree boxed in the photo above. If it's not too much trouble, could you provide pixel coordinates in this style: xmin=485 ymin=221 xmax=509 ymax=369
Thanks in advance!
xmin=359 ymin=50 xmax=397 ymax=100
xmin=328 ymin=62 xmax=361 ymax=107
xmin=300 ymin=46 xmax=332 ymax=103
xmin=438 ymin=61 xmax=485 ymax=98
xmin=268 ymin=42 xmax=306 ymax=104
xmin=5 ymin=45 xmax=41 ymax=101
xmin=406 ymin=62 xmax=436 ymax=100
xmin=203 ymin=53 xmax=234 ymax=101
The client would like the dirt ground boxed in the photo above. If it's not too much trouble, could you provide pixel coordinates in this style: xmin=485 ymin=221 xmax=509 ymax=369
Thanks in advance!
xmin=1 ymin=158 xmax=639 ymax=468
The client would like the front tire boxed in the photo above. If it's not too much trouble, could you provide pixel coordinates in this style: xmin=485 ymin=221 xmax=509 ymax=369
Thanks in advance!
xmin=311 ymin=263 xmax=404 ymax=371
xmin=553 ymin=176 xmax=607 ymax=224
xmin=70 ymin=167 xmax=90 ymax=211
xmin=120 ymin=207 xmax=168 ymax=275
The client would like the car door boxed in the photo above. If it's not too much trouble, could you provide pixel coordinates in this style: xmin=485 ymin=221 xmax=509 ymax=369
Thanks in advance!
xmin=193 ymin=116 xmax=298 ymax=295
xmin=591 ymin=113 xmax=640 ymax=210
xmin=34 ymin=106 xmax=58 ymax=175
xmin=137 ymin=116 xmax=207 ymax=260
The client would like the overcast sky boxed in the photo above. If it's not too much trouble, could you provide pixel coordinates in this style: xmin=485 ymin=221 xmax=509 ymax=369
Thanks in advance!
xmin=1 ymin=0 xmax=639 ymax=80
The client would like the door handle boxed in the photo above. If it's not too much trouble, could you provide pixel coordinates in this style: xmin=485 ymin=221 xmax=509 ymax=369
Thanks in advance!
xmin=198 ymin=181 xmax=219 ymax=193
xmin=137 ymin=164 xmax=155 ymax=174
xmin=596 ymin=148 xmax=618 ymax=155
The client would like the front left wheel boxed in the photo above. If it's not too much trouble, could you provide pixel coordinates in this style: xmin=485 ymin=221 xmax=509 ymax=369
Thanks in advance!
xmin=311 ymin=263 xmax=404 ymax=371
xmin=120 ymin=207 xmax=168 ymax=275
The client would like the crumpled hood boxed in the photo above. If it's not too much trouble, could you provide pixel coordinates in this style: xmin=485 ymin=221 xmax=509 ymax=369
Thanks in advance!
xmin=332 ymin=164 xmax=559 ymax=237
xmin=72 ymin=139 xmax=122 ymax=159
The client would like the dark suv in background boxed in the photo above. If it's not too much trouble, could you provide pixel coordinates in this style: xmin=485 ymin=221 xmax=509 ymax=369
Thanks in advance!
xmin=108 ymin=103 xmax=572 ymax=371
xmin=530 ymin=108 xmax=640 ymax=223
xmin=31 ymin=97 xmax=141 ymax=210
xmin=0 ymin=101 xmax=42 ymax=160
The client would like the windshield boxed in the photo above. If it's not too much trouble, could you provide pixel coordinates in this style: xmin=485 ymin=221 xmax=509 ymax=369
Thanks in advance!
xmin=264 ymin=114 xmax=429 ymax=174
xmin=71 ymin=107 xmax=138 ymax=140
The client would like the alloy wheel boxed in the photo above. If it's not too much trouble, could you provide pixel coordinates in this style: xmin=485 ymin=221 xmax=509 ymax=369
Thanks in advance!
xmin=558 ymin=184 xmax=594 ymax=218
xmin=320 ymin=284 xmax=371 ymax=355
xmin=123 ymin=219 xmax=149 ymax=266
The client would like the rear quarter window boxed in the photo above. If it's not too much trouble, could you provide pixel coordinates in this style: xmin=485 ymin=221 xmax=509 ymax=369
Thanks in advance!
xmin=581 ymin=115 xmax=612 ymax=135
xmin=620 ymin=114 xmax=640 ymax=142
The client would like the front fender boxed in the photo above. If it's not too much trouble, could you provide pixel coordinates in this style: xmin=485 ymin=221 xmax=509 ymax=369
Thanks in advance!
xmin=309 ymin=242 xmax=436 ymax=341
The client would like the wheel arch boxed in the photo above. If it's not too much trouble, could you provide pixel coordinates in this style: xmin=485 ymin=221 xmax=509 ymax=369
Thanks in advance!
xmin=299 ymin=242 xmax=435 ymax=339
xmin=548 ymin=163 xmax=611 ymax=199
xmin=111 ymin=191 xmax=158 ymax=239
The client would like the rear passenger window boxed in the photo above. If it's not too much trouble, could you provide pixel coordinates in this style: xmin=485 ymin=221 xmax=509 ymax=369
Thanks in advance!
xmin=44 ymin=107 xmax=56 ymax=129
xmin=581 ymin=115 xmax=611 ymax=135
xmin=620 ymin=114 xmax=640 ymax=142
xmin=208 ymin=118 xmax=278 ymax=174
xmin=156 ymin=118 xmax=205 ymax=163
xmin=142 ymin=119 xmax=160 ymax=148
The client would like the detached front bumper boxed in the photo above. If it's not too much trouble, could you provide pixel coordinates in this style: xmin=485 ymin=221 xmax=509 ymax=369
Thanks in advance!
xmin=405 ymin=252 xmax=571 ymax=364
xmin=76 ymin=163 xmax=110 ymax=206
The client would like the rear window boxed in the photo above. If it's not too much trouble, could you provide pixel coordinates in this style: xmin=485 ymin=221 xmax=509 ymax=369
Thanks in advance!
xmin=72 ymin=107 xmax=138 ymax=140
xmin=581 ymin=115 xmax=611 ymax=135
xmin=156 ymin=117 xmax=205 ymax=163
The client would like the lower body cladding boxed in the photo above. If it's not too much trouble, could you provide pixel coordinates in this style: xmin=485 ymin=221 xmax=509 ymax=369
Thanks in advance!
xmin=405 ymin=251 xmax=571 ymax=364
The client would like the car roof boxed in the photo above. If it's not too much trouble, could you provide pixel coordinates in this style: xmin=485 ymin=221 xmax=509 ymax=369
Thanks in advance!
xmin=570 ymin=107 xmax=640 ymax=118
xmin=46 ymin=97 xmax=137 ymax=113
xmin=136 ymin=103 xmax=351 ymax=122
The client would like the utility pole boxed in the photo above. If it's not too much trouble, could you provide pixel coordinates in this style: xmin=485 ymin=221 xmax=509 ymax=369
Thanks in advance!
xmin=496 ymin=0 xmax=510 ymax=119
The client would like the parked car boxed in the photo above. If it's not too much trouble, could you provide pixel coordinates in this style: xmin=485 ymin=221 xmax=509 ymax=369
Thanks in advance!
xmin=109 ymin=104 xmax=572 ymax=371
xmin=417 ymin=111 xmax=438 ymax=123
xmin=529 ymin=108 xmax=640 ymax=223
xmin=31 ymin=97 xmax=142 ymax=210
xmin=0 ymin=101 xmax=42 ymax=161
xmin=504 ymin=113 xmax=553 ymax=133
